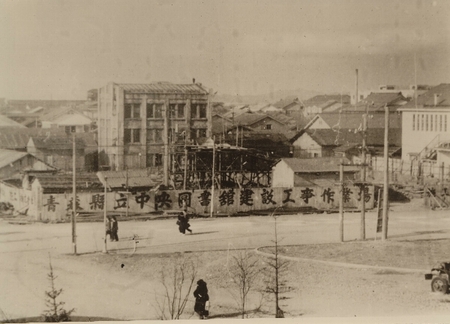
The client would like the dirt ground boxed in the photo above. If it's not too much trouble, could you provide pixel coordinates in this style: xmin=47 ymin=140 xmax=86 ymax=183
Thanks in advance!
xmin=2 ymin=199 xmax=450 ymax=322
xmin=70 ymin=238 xmax=450 ymax=320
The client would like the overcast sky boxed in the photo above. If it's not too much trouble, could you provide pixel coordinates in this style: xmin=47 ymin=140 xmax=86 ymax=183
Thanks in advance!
xmin=1 ymin=0 xmax=449 ymax=100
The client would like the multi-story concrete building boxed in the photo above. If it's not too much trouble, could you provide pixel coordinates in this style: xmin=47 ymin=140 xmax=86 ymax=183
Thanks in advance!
xmin=97 ymin=82 xmax=212 ymax=173
xmin=399 ymin=83 xmax=450 ymax=162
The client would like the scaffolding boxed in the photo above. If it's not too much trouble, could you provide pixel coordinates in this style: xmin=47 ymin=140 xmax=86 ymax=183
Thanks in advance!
xmin=168 ymin=142 xmax=277 ymax=190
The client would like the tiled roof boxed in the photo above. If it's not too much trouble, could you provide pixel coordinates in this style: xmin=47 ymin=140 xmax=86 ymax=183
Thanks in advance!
xmin=281 ymin=157 xmax=359 ymax=173
xmin=362 ymin=92 xmax=406 ymax=105
xmin=0 ymin=128 xmax=67 ymax=150
xmin=234 ymin=112 xmax=285 ymax=126
xmin=272 ymin=96 xmax=299 ymax=109
xmin=2 ymin=100 xmax=85 ymax=115
xmin=97 ymin=169 xmax=162 ymax=189
xmin=34 ymin=173 xmax=103 ymax=193
xmin=116 ymin=82 xmax=209 ymax=95
xmin=303 ymin=94 xmax=351 ymax=107
xmin=401 ymin=83 xmax=450 ymax=108
xmin=302 ymin=128 xmax=401 ymax=147
xmin=0 ymin=149 xmax=28 ymax=169
xmin=0 ymin=115 xmax=26 ymax=128
xmin=318 ymin=112 xmax=402 ymax=129
xmin=342 ymin=92 xmax=408 ymax=112
xmin=30 ymin=136 xmax=85 ymax=150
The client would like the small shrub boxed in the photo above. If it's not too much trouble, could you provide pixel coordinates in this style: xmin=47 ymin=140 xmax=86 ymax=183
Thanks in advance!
xmin=42 ymin=256 xmax=75 ymax=322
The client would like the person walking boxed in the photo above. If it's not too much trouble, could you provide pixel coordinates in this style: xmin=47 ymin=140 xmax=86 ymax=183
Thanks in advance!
xmin=177 ymin=210 xmax=192 ymax=234
xmin=193 ymin=279 xmax=209 ymax=319
xmin=105 ymin=215 xmax=112 ymax=241
xmin=110 ymin=215 xmax=119 ymax=241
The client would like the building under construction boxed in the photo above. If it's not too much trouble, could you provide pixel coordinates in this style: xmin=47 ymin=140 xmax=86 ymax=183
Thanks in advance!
xmin=167 ymin=140 xmax=278 ymax=190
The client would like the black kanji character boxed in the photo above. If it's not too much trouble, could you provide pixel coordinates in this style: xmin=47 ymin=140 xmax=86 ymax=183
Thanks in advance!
xmin=261 ymin=189 xmax=277 ymax=205
xmin=320 ymin=188 xmax=335 ymax=204
xmin=219 ymin=189 xmax=235 ymax=206
xmin=300 ymin=187 xmax=315 ymax=204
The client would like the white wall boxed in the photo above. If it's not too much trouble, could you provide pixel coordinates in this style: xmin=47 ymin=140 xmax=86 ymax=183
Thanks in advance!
xmin=272 ymin=160 xmax=294 ymax=187
xmin=292 ymin=133 xmax=322 ymax=157
xmin=402 ymin=110 xmax=450 ymax=160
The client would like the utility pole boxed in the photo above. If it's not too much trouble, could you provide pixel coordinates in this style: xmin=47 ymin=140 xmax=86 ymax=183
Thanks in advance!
xmin=72 ymin=133 xmax=77 ymax=255
xmin=339 ymin=161 xmax=344 ymax=242
xmin=103 ymin=176 xmax=108 ymax=253
xmin=360 ymin=105 xmax=368 ymax=240
xmin=125 ymin=166 xmax=129 ymax=218
xmin=210 ymin=136 xmax=215 ymax=218
xmin=382 ymin=104 xmax=390 ymax=240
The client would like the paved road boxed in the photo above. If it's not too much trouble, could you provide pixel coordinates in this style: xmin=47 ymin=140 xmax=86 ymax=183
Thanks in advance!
xmin=1 ymin=204 xmax=449 ymax=256
xmin=1 ymin=202 xmax=449 ymax=320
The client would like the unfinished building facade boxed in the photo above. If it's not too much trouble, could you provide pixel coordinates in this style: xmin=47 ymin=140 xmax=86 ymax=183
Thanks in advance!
xmin=97 ymin=82 xmax=212 ymax=178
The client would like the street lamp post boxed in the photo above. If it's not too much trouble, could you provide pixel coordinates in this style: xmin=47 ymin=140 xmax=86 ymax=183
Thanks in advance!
xmin=103 ymin=176 xmax=108 ymax=253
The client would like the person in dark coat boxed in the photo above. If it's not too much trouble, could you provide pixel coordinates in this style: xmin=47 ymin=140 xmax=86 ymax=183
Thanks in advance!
xmin=193 ymin=279 xmax=209 ymax=319
xmin=110 ymin=215 xmax=119 ymax=241
xmin=105 ymin=216 xmax=112 ymax=240
xmin=177 ymin=210 xmax=192 ymax=234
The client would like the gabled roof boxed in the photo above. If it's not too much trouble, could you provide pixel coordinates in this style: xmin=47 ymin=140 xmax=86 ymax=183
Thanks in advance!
xmin=29 ymin=136 xmax=85 ymax=150
xmin=2 ymin=100 xmax=85 ymax=115
xmin=293 ymin=128 xmax=401 ymax=147
xmin=97 ymin=169 xmax=162 ymax=189
xmin=33 ymin=136 xmax=85 ymax=150
xmin=272 ymin=97 xmax=299 ymax=109
xmin=114 ymin=82 xmax=209 ymax=95
xmin=0 ymin=115 xmax=27 ymax=128
xmin=280 ymin=157 xmax=359 ymax=173
xmin=342 ymin=92 xmax=408 ymax=112
xmin=0 ymin=149 xmax=28 ymax=169
xmin=401 ymin=83 xmax=450 ymax=108
xmin=234 ymin=112 xmax=286 ymax=126
xmin=303 ymin=94 xmax=351 ymax=107
xmin=33 ymin=173 xmax=103 ymax=193
xmin=363 ymin=92 xmax=406 ymax=105
xmin=40 ymin=106 xmax=89 ymax=123
xmin=312 ymin=113 xmax=402 ymax=130
xmin=0 ymin=128 xmax=67 ymax=150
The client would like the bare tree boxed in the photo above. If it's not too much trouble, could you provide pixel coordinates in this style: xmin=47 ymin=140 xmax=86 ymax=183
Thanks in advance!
xmin=42 ymin=255 xmax=74 ymax=322
xmin=154 ymin=255 xmax=198 ymax=320
xmin=262 ymin=215 xmax=290 ymax=318
xmin=226 ymin=249 xmax=262 ymax=318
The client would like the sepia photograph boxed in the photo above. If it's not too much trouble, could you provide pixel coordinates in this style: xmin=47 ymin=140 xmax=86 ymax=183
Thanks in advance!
xmin=1 ymin=0 xmax=450 ymax=323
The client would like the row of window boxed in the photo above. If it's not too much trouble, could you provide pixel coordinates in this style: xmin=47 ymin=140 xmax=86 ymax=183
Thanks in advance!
xmin=412 ymin=114 xmax=448 ymax=132
xmin=124 ymin=128 xmax=207 ymax=144
xmin=124 ymin=103 xmax=207 ymax=119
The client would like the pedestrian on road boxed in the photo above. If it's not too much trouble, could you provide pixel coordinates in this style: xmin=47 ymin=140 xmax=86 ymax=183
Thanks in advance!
xmin=110 ymin=215 xmax=119 ymax=241
xmin=193 ymin=279 xmax=209 ymax=319
xmin=177 ymin=210 xmax=192 ymax=234
xmin=105 ymin=215 xmax=112 ymax=240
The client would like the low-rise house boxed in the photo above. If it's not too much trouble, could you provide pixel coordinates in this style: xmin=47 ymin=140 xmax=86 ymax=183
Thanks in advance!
xmin=302 ymin=94 xmax=351 ymax=116
xmin=272 ymin=157 xmax=359 ymax=188
xmin=273 ymin=97 xmax=303 ymax=115
xmin=233 ymin=112 xmax=287 ymax=133
xmin=0 ymin=128 xmax=68 ymax=152
xmin=27 ymin=136 xmax=86 ymax=171
xmin=40 ymin=106 xmax=95 ymax=133
xmin=342 ymin=92 xmax=408 ymax=113
xmin=97 ymin=169 xmax=162 ymax=214
xmin=304 ymin=112 xmax=402 ymax=131
xmin=0 ymin=115 xmax=26 ymax=128
xmin=0 ymin=149 xmax=56 ymax=179
xmin=290 ymin=128 xmax=401 ymax=158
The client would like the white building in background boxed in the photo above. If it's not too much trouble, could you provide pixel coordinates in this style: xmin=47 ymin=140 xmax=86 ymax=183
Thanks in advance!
xmin=399 ymin=84 xmax=450 ymax=163
xmin=351 ymin=84 xmax=431 ymax=105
